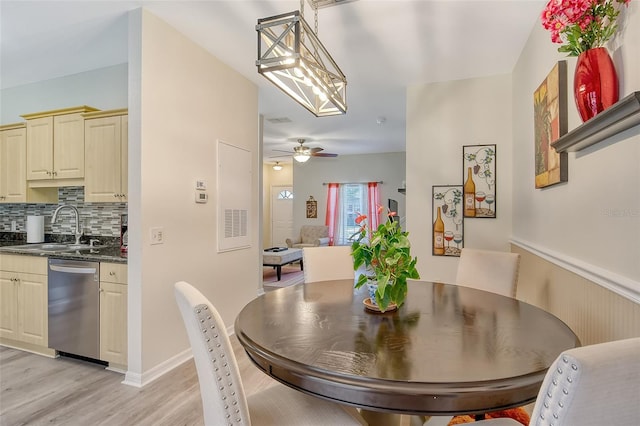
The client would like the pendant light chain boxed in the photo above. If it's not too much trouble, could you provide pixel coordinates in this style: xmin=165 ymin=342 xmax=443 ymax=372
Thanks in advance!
xmin=300 ymin=0 xmax=319 ymax=35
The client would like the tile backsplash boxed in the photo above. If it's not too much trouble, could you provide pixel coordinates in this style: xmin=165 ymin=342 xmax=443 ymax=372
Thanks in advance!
xmin=0 ymin=187 xmax=127 ymax=237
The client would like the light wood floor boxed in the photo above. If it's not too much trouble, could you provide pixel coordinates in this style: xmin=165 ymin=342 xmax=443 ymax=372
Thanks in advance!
xmin=0 ymin=336 xmax=274 ymax=426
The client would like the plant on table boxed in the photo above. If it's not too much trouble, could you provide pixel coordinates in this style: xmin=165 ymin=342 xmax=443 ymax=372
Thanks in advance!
xmin=540 ymin=0 xmax=631 ymax=56
xmin=350 ymin=207 xmax=420 ymax=312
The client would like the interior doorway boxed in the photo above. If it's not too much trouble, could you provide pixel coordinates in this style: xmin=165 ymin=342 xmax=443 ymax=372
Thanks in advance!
xmin=271 ymin=185 xmax=294 ymax=247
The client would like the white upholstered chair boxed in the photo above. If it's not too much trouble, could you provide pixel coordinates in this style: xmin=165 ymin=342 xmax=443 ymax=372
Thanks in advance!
xmin=473 ymin=337 xmax=640 ymax=425
xmin=455 ymin=248 xmax=521 ymax=298
xmin=174 ymin=281 xmax=367 ymax=426
xmin=303 ymin=246 xmax=355 ymax=283
xmin=286 ymin=225 xmax=330 ymax=248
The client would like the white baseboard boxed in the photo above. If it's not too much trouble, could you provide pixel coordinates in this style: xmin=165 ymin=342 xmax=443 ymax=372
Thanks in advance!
xmin=511 ymin=238 xmax=640 ymax=304
xmin=122 ymin=348 xmax=192 ymax=388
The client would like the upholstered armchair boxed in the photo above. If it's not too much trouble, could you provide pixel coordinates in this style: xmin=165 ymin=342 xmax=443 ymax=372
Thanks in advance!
xmin=286 ymin=225 xmax=330 ymax=248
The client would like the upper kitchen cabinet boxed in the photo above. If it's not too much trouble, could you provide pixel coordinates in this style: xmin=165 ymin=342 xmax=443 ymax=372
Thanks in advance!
xmin=22 ymin=106 xmax=99 ymax=187
xmin=83 ymin=109 xmax=128 ymax=203
xmin=0 ymin=123 xmax=57 ymax=204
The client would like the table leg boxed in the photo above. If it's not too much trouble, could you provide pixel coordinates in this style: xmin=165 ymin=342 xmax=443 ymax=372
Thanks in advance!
xmin=360 ymin=410 xmax=411 ymax=426
xmin=276 ymin=265 xmax=282 ymax=281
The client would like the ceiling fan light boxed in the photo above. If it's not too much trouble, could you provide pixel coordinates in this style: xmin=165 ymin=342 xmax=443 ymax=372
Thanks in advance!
xmin=294 ymin=152 xmax=311 ymax=162
xmin=273 ymin=162 xmax=283 ymax=171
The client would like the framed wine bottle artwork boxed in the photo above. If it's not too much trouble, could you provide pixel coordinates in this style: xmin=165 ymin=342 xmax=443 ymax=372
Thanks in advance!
xmin=533 ymin=60 xmax=568 ymax=188
xmin=432 ymin=185 xmax=464 ymax=257
xmin=462 ymin=144 xmax=496 ymax=218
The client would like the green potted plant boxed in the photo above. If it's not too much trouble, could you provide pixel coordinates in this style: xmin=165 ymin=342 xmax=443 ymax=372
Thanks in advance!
xmin=350 ymin=208 xmax=420 ymax=312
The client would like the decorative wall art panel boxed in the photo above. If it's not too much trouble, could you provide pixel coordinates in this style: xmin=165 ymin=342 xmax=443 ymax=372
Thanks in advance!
xmin=432 ymin=185 xmax=464 ymax=257
xmin=463 ymin=144 xmax=496 ymax=218
xmin=534 ymin=60 xmax=568 ymax=189
xmin=306 ymin=196 xmax=317 ymax=218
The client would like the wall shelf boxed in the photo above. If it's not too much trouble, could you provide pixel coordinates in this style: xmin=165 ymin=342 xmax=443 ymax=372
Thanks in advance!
xmin=551 ymin=91 xmax=640 ymax=153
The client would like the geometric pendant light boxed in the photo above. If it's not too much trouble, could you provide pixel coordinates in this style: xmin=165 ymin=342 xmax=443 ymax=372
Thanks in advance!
xmin=256 ymin=2 xmax=347 ymax=117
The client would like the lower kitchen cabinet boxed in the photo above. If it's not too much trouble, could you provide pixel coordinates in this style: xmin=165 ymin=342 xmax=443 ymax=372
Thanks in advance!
xmin=100 ymin=262 xmax=127 ymax=367
xmin=0 ymin=255 xmax=49 ymax=350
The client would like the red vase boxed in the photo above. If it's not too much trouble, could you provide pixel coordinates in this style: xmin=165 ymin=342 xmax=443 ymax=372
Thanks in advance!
xmin=574 ymin=47 xmax=619 ymax=122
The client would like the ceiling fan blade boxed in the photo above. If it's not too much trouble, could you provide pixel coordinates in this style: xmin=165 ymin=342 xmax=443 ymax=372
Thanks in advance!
xmin=272 ymin=149 xmax=293 ymax=153
xmin=269 ymin=154 xmax=292 ymax=158
xmin=312 ymin=152 xmax=338 ymax=157
xmin=310 ymin=147 xmax=324 ymax=153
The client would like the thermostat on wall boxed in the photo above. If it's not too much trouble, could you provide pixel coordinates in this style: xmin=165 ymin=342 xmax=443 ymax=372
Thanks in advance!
xmin=196 ymin=180 xmax=207 ymax=190
xmin=195 ymin=191 xmax=208 ymax=203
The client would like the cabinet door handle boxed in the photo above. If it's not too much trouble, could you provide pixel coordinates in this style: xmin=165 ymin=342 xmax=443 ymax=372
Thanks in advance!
xmin=109 ymin=271 xmax=116 ymax=276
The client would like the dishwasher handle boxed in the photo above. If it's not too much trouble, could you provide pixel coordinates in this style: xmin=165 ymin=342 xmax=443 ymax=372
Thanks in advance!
xmin=49 ymin=264 xmax=97 ymax=275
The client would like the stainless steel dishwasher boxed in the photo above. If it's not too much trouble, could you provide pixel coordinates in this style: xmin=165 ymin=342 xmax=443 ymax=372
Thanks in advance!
xmin=48 ymin=258 xmax=100 ymax=360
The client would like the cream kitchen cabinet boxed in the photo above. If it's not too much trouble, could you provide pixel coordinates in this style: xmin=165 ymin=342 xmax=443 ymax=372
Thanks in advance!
xmin=22 ymin=106 xmax=98 ymax=186
xmin=0 ymin=123 xmax=57 ymax=204
xmin=0 ymin=255 xmax=51 ymax=354
xmin=84 ymin=109 xmax=128 ymax=202
xmin=99 ymin=262 xmax=127 ymax=367
xmin=0 ymin=123 xmax=26 ymax=203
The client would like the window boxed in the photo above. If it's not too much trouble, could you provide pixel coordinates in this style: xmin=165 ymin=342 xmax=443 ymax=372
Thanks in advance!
xmin=277 ymin=190 xmax=293 ymax=200
xmin=335 ymin=184 xmax=368 ymax=245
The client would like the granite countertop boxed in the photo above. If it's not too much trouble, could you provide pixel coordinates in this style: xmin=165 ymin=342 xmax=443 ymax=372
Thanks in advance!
xmin=0 ymin=237 xmax=127 ymax=264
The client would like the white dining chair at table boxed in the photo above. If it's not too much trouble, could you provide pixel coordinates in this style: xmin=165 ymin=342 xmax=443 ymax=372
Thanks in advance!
xmin=472 ymin=337 xmax=640 ymax=425
xmin=174 ymin=281 xmax=367 ymax=426
xmin=455 ymin=248 xmax=521 ymax=298
xmin=303 ymin=246 xmax=355 ymax=283
xmin=421 ymin=248 xmax=522 ymax=426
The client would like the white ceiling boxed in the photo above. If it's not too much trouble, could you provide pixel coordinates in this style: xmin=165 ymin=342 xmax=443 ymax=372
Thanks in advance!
xmin=0 ymin=0 xmax=545 ymax=163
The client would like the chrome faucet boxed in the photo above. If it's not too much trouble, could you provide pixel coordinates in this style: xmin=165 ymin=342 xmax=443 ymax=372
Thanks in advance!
xmin=51 ymin=205 xmax=82 ymax=245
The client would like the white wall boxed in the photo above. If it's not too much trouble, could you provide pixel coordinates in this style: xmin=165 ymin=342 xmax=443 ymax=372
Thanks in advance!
xmin=127 ymin=9 xmax=259 ymax=383
xmin=292 ymin=152 xmax=406 ymax=234
xmin=406 ymin=74 xmax=514 ymax=284
xmin=511 ymin=3 xmax=640 ymax=295
xmin=0 ymin=64 xmax=128 ymax=124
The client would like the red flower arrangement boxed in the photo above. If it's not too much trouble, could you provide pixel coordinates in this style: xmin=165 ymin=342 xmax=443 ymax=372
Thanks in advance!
xmin=541 ymin=0 xmax=631 ymax=56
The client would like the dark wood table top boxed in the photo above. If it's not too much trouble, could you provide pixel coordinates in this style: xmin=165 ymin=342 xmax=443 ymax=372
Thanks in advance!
xmin=234 ymin=280 xmax=580 ymax=416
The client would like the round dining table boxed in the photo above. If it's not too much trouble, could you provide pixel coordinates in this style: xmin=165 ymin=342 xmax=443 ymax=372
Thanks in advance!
xmin=234 ymin=280 xmax=580 ymax=421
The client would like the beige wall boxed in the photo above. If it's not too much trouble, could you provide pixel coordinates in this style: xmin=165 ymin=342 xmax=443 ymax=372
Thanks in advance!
xmin=405 ymin=4 xmax=639 ymax=340
xmin=511 ymin=4 xmax=639 ymax=299
xmin=126 ymin=9 xmax=259 ymax=385
xmin=406 ymin=74 xmax=514 ymax=284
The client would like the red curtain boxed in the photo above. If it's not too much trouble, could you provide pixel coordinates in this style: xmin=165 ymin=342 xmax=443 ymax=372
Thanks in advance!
xmin=367 ymin=182 xmax=380 ymax=232
xmin=325 ymin=183 xmax=340 ymax=246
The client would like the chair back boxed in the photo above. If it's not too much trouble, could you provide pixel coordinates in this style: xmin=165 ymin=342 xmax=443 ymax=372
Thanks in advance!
xmin=303 ymin=246 xmax=355 ymax=283
xmin=455 ymin=248 xmax=520 ymax=297
xmin=174 ymin=281 xmax=251 ymax=425
xmin=530 ymin=337 xmax=640 ymax=425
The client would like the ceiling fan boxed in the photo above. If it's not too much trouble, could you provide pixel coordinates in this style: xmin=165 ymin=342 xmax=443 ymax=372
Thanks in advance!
xmin=271 ymin=139 xmax=338 ymax=163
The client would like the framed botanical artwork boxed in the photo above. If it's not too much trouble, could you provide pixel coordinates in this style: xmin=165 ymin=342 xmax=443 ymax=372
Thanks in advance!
xmin=463 ymin=144 xmax=496 ymax=218
xmin=432 ymin=185 xmax=463 ymax=257
xmin=534 ymin=60 xmax=568 ymax=189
